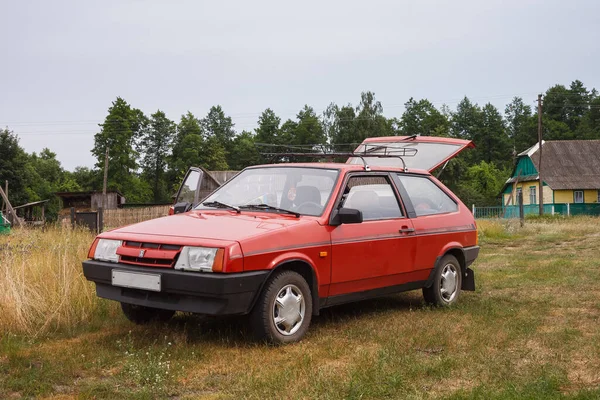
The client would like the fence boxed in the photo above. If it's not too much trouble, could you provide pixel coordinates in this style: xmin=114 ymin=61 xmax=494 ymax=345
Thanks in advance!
xmin=473 ymin=203 xmax=600 ymax=219
xmin=103 ymin=205 xmax=171 ymax=229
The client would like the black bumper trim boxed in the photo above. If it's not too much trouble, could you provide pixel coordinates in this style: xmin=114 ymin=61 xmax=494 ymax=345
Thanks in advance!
xmin=83 ymin=260 xmax=269 ymax=315
xmin=464 ymin=246 xmax=480 ymax=267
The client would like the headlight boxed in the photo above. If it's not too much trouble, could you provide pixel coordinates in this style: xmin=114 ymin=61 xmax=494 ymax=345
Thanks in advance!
xmin=175 ymin=246 xmax=218 ymax=272
xmin=94 ymin=239 xmax=122 ymax=263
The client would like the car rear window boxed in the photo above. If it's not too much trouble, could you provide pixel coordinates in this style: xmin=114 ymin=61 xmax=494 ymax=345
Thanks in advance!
xmin=397 ymin=175 xmax=458 ymax=216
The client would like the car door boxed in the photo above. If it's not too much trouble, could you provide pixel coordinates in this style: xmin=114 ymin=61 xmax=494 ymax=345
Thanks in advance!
xmin=328 ymin=173 xmax=417 ymax=297
xmin=395 ymin=174 xmax=471 ymax=274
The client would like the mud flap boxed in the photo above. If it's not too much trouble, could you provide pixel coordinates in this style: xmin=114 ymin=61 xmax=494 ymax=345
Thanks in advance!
xmin=461 ymin=268 xmax=475 ymax=291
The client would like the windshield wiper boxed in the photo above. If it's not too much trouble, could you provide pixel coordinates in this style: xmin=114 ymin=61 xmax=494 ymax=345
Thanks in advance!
xmin=202 ymin=201 xmax=241 ymax=213
xmin=240 ymin=204 xmax=300 ymax=218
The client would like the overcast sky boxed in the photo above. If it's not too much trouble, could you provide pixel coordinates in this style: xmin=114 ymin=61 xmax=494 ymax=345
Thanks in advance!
xmin=1 ymin=0 xmax=599 ymax=171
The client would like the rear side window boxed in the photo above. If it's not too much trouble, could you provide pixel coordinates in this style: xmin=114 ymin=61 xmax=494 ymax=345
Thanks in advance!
xmin=397 ymin=175 xmax=458 ymax=216
xmin=342 ymin=176 xmax=403 ymax=220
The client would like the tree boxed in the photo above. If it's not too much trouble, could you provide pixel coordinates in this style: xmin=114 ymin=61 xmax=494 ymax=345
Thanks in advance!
xmin=68 ymin=166 xmax=99 ymax=191
xmin=400 ymin=98 xmax=450 ymax=137
xmin=577 ymin=95 xmax=600 ymax=139
xmin=91 ymin=97 xmax=148 ymax=198
xmin=455 ymin=161 xmax=508 ymax=206
xmin=451 ymin=97 xmax=481 ymax=139
xmin=229 ymin=130 xmax=261 ymax=170
xmin=255 ymin=109 xmax=281 ymax=145
xmin=324 ymin=103 xmax=359 ymax=148
xmin=505 ymin=97 xmax=534 ymax=156
xmin=292 ymin=105 xmax=326 ymax=145
xmin=139 ymin=110 xmax=176 ymax=202
xmin=169 ymin=112 xmax=203 ymax=184
xmin=25 ymin=149 xmax=78 ymax=220
xmin=177 ymin=134 xmax=229 ymax=172
xmin=0 ymin=128 xmax=29 ymax=206
xmin=473 ymin=103 xmax=510 ymax=167
xmin=355 ymin=91 xmax=394 ymax=139
xmin=201 ymin=106 xmax=236 ymax=166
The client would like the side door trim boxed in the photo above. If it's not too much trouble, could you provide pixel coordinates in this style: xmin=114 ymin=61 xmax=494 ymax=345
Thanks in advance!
xmin=390 ymin=173 xmax=416 ymax=219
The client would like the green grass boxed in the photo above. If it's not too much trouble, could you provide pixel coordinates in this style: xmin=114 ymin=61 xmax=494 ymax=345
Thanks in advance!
xmin=2 ymin=217 xmax=600 ymax=398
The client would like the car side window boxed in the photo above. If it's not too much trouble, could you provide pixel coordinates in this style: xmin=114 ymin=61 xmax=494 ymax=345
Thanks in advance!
xmin=341 ymin=175 xmax=403 ymax=220
xmin=397 ymin=175 xmax=458 ymax=216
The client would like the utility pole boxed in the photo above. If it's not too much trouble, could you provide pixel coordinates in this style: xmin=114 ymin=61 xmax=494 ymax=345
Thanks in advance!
xmin=102 ymin=147 xmax=109 ymax=209
xmin=537 ymin=94 xmax=544 ymax=215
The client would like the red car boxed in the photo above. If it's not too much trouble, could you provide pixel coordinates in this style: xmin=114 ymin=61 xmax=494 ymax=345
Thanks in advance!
xmin=83 ymin=136 xmax=479 ymax=344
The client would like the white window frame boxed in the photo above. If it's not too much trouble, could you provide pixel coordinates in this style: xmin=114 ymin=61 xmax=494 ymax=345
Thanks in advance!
xmin=529 ymin=186 xmax=537 ymax=205
xmin=574 ymin=190 xmax=584 ymax=204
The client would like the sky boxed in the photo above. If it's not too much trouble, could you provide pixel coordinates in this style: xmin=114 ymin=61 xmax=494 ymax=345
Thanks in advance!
xmin=1 ymin=0 xmax=599 ymax=171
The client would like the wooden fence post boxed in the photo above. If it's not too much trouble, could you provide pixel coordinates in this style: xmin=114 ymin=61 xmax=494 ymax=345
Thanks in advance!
xmin=70 ymin=207 xmax=76 ymax=229
xmin=518 ymin=191 xmax=524 ymax=227
xmin=98 ymin=207 xmax=103 ymax=233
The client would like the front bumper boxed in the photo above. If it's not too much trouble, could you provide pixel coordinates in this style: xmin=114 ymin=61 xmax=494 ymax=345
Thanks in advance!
xmin=82 ymin=260 xmax=268 ymax=315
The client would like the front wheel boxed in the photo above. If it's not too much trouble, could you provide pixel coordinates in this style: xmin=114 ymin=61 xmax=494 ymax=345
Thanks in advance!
xmin=250 ymin=270 xmax=313 ymax=344
xmin=423 ymin=255 xmax=462 ymax=306
xmin=120 ymin=302 xmax=175 ymax=324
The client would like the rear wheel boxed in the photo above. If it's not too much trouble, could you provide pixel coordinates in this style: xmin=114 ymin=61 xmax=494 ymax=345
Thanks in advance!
xmin=250 ymin=270 xmax=313 ymax=344
xmin=120 ymin=302 xmax=175 ymax=324
xmin=423 ymin=254 xmax=462 ymax=306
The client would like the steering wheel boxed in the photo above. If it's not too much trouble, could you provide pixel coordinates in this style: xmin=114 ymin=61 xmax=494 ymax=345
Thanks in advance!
xmin=295 ymin=202 xmax=322 ymax=215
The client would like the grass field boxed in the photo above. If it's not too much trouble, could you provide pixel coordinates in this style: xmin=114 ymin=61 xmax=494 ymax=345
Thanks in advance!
xmin=1 ymin=218 xmax=600 ymax=399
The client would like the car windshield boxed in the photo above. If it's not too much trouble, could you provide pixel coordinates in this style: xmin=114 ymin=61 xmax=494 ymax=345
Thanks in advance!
xmin=196 ymin=167 xmax=340 ymax=217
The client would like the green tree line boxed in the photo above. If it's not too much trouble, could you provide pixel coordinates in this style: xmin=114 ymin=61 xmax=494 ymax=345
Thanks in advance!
xmin=1 ymin=80 xmax=599 ymax=220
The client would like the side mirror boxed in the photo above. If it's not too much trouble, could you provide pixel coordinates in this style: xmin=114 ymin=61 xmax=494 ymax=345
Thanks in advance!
xmin=173 ymin=202 xmax=192 ymax=215
xmin=331 ymin=208 xmax=363 ymax=226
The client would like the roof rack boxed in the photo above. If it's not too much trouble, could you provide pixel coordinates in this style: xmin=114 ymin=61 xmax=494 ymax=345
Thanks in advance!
xmin=256 ymin=143 xmax=417 ymax=172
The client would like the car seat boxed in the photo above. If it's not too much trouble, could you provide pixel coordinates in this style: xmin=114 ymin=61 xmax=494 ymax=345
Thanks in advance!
xmin=294 ymin=186 xmax=321 ymax=207
xmin=347 ymin=190 xmax=381 ymax=220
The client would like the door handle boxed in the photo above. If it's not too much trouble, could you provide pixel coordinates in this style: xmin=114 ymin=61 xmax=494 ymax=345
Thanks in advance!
xmin=399 ymin=227 xmax=415 ymax=234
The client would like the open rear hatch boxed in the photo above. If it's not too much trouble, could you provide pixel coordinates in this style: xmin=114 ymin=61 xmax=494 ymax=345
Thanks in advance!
xmin=348 ymin=136 xmax=474 ymax=172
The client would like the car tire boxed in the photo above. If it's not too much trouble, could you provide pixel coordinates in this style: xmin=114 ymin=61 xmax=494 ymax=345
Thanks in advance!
xmin=120 ymin=302 xmax=175 ymax=324
xmin=422 ymin=254 xmax=462 ymax=306
xmin=250 ymin=270 xmax=313 ymax=344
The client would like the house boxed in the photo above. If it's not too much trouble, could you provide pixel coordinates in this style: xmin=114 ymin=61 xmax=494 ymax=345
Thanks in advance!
xmin=55 ymin=190 xmax=125 ymax=212
xmin=501 ymin=140 xmax=600 ymax=214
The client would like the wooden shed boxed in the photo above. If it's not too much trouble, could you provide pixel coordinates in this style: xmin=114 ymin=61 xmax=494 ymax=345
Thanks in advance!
xmin=55 ymin=190 xmax=125 ymax=211
xmin=198 ymin=168 xmax=239 ymax=200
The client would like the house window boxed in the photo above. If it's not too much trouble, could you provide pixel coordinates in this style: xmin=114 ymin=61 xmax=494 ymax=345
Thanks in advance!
xmin=529 ymin=186 xmax=536 ymax=205
xmin=574 ymin=190 xmax=584 ymax=204
xmin=597 ymin=190 xmax=600 ymax=203
xmin=515 ymin=187 xmax=522 ymax=205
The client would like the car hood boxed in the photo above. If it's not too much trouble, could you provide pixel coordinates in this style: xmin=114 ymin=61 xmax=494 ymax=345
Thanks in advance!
xmin=104 ymin=210 xmax=314 ymax=243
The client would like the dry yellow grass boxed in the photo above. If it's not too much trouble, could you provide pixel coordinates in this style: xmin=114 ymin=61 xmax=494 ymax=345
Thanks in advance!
xmin=0 ymin=226 xmax=105 ymax=337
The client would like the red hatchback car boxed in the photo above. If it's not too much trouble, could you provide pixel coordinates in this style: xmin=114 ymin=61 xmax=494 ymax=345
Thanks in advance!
xmin=83 ymin=136 xmax=479 ymax=343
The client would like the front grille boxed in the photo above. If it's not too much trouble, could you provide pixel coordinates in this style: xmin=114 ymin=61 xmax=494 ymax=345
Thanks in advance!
xmin=120 ymin=255 xmax=173 ymax=267
xmin=118 ymin=241 xmax=182 ymax=268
